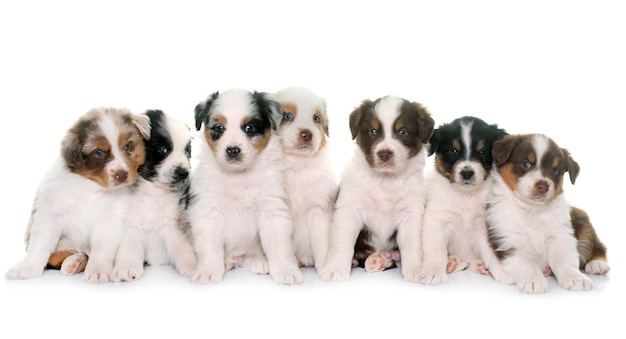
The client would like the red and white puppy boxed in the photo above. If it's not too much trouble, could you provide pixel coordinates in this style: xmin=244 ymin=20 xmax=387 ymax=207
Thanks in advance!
xmin=111 ymin=109 xmax=196 ymax=281
xmin=319 ymin=95 xmax=434 ymax=282
xmin=5 ymin=107 xmax=150 ymax=283
xmin=486 ymin=133 xmax=610 ymax=293
xmin=421 ymin=116 xmax=513 ymax=285
xmin=275 ymin=86 xmax=337 ymax=272
xmin=187 ymin=88 xmax=303 ymax=284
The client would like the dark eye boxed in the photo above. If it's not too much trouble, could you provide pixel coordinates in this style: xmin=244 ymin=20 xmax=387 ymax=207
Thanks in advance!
xmin=212 ymin=124 xmax=225 ymax=134
xmin=368 ymin=128 xmax=377 ymax=137
xmin=552 ymin=168 xmax=559 ymax=175
xmin=94 ymin=149 xmax=105 ymax=158
xmin=448 ymin=148 xmax=458 ymax=156
xmin=244 ymin=124 xmax=257 ymax=135
xmin=522 ymin=161 xmax=532 ymax=170
xmin=397 ymin=129 xmax=408 ymax=138
xmin=123 ymin=141 xmax=132 ymax=152
xmin=313 ymin=114 xmax=320 ymax=123
xmin=158 ymin=146 xmax=169 ymax=155
xmin=283 ymin=112 xmax=294 ymax=121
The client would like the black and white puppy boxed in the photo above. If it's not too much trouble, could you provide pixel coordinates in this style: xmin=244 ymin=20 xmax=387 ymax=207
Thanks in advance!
xmin=486 ymin=133 xmax=610 ymax=293
xmin=186 ymin=88 xmax=303 ymax=284
xmin=319 ymin=95 xmax=434 ymax=282
xmin=111 ymin=109 xmax=196 ymax=281
xmin=420 ymin=116 xmax=513 ymax=285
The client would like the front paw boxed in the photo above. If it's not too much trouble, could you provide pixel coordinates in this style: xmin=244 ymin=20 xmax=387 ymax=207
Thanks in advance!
xmin=271 ymin=269 xmax=304 ymax=285
xmin=5 ymin=262 xmax=44 ymax=280
xmin=319 ymin=266 xmax=351 ymax=282
xmin=83 ymin=270 xmax=111 ymax=283
xmin=558 ymin=271 xmax=593 ymax=291
xmin=191 ymin=269 xmax=224 ymax=284
xmin=518 ymin=276 xmax=549 ymax=294
xmin=419 ymin=265 xmax=448 ymax=285
xmin=110 ymin=265 xmax=144 ymax=282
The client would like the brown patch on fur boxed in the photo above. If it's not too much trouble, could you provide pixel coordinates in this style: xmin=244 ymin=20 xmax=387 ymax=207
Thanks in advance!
xmin=243 ymin=115 xmax=272 ymax=153
xmin=315 ymin=107 xmax=329 ymax=149
xmin=204 ymin=114 xmax=227 ymax=154
xmin=570 ymin=206 xmax=608 ymax=269
xmin=118 ymin=130 xmax=145 ymax=184
xmin=353 ymin=228 xmax=398 ymax=269
xmin=281 ymin=102 xmax=299 ymax=123
xmin=72 ymin=136 xmax=112 ymax=187
xmin=498 ymin=162 xmax=519 ymax=192
xmin=349 ymin=100 xmax=383 ymax=168
xmin=46 ymin=251 xmax=78 ymax=269
xmin=452 ymin=139 xmax=461 ymax=153
xmin=476 ymin=139 xmax=485 ymax=153
xmin=435 ymin=153 xmax=452 ymax=180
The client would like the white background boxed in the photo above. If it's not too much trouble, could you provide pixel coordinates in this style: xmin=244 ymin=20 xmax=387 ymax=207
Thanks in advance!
xmin=1 ymin=1 xmax=624 ymax=338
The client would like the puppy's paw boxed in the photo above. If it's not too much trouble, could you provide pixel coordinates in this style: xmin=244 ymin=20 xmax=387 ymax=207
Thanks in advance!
xmin=364 ymin=252 xmax=391 ymax=273
xmin=83 ymin=271 xmax=111 ymax=283
xmin=585 ymin=259 xmax=610 ymax=275
xmin=242 ymin=255 xmax=269 ymax=275
xmin=419 ymin=265 xmax=448 ymax=285
xmin=191 ymin=270 xmax=224 ymax=284
xmin=518 ymin=276 xmax=549 ymax=294
xmin=271 ymin=269 xmax=304 ymax=285
xmin=469 ymin=260 xmax=489 ymax=275
xmin=559 ymin=271 xmax=593 ymax=291
xmin=5 ymin=262 xmax=44 ymax=280
xmin=176 ymin=261 xmax=196 ymax=277
xmin=319 ymin=266 xmax=351 ymax=282
xmin=60 ymin=252 xmax=88 ymax=276
xmin=446 ymin=255 xmax=468 ymax=273
xmin=111 ymin=265 xmax=144 ymax=282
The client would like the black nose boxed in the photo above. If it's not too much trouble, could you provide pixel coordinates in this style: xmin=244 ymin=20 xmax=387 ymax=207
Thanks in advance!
xmin=172 ymin=167 xmax=189 ymax=183
xmin=460 ymin=169 xmax=474 ymax=180
xmin=226 ymin=146 xmax=241 ymax=158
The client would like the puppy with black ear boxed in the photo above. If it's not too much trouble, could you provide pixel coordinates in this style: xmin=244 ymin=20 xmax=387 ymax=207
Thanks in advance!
xmin=319 ymin=95 xmax=434 ymax=282
xmin=185 ymin=88 xmax=303 ymax=285
xmin=275 ymin=86 xmax=337 ymax=272
xmin=420 ymin=116 xmax=513 ymax=285
xmin=485 ymin=133 xmax=610 ymax=293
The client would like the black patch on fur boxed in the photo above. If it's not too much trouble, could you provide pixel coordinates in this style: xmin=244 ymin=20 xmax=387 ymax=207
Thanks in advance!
xmin=353 ymin=227 xmax=398 ymax=269
xmin=138 ymin=110 xmax=171 ymax=181
xmin=195 ymin=91 xmax=220 ymax=131
xmin=251 ymin=91 xmax=282 ymax=130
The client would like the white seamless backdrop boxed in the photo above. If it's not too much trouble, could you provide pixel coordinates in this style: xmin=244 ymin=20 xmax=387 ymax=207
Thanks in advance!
xmin=1 ymin=1 xmax=624 ymax=338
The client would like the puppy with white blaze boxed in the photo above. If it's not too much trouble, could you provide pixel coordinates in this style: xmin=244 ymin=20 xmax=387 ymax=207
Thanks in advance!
xmin=319 ymin=95 xmax=434 ymax=282
xmin=5 ymin=107 xmax=151 ymax=283
xmin=275 ymin=86 xmax=337 ymax=272
xmin=486 ymin=133 xmax=610 ymax=293
xmin=186 ymin=88 xmax=303 ymax=284
xmin=420 ymin=116 xmax=513 ymax=285
xmin=111 ymin=109 xmax=197 ymax=282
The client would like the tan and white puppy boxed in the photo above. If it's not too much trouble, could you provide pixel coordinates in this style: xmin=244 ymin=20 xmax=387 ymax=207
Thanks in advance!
xmin=5 ymin=107 xmax=150 ymax=283
xmin=486 ymin=133 xmax=610 ymax=293
xmin=319 ymin=95 xmax=434 ymax=282
xmin=186 ymin=88 xmax=303 ymax=284
xmin=275 ymin=86 xmax=337 ymax=271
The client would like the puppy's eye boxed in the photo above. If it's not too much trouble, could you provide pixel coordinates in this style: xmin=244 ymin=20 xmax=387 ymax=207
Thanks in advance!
xmin=448 ymin=148 xmax=459 ymax=156
xmin=158 ymin=146 xmax=169 ymax=155
xmin=313 ymin=114 xmax=320 ymax=123
xmin=368 ymin=128 xmax=377 ymax=137
xmin=283 ymin=112 xmax=294 ymax=121
xmin=94 ymin=149 xmax=105 ymax=158
xmin=552 ymin=168 xmax=559 ymax=175
xmin=397 ymin=129 xmax=408 ymax=138
xmin=522 ymin=161 xmax=532 ymax=170
xmin=212 ymin=124 xmax=225 ymax=134
xmin=244 ymin=124 xmax=257 ymax=135
xmin=123 ymin=141 xmax=133 ymax=152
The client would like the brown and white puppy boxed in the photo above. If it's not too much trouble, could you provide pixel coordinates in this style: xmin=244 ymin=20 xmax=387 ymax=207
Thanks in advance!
xmin=319 ymin=95 xmax=434 ymax=282
xmin=186 ymin=88 xmax=303 ymax=284
xmin=420 ymin=116 xmax=513 ymax=285
xmin=485 ymin=133 xmax=610 ymax=293
xmin=5 ymin=107 xmax=150 ymax=283
xmin=275 ymin=86 xmax=337 ymax=271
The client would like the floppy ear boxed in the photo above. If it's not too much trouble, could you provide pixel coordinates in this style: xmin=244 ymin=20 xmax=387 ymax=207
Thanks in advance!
xmin=490 ymin=123 xmax=509 ymax=141
xmin=492 ymin=135 xmax=520 ymax=167
xmin=427 ymin=128 xmax=440 ymax=156
xmin=252 ymin=91 xmax=282 ymax=130
xmin=562 ymin=148 xmax=580 ymax=185
xmin=413 ymin=102 xmax=435 ymax=144
xmin=61 ymin=127 xmax=84 ymax=171
xmin=194 ymin=91 xmax=219 ymax=131
xmin=348 ymin=100 xmax=372 ymax=140
xmin=321 ymin=100 xmax=330 ymax=137
xmin=132 ymin=113 xmax=152 ymax=140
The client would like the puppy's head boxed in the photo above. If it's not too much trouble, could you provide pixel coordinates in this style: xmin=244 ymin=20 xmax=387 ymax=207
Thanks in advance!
xmin=139 ymin=110 xmax=192 ymax=191
xmin=428 ymin=116 xmax=508 ymax=188
xmin=349 ymin=95 xmax=434 ymax=173
xmin=194 ymin=88 xmax=282 ymax=171
xmin=492 ymin=133 xmax=579 ymax=204
xmin=62 ymin=107 xmax=151 ymax=188
xmin=275 ymin=86 xmax=329 ymax=157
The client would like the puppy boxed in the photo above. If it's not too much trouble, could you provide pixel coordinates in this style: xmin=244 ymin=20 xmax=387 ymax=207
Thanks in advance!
xmin=111 ymin=109 xmax=196 ymax=281
xmin=186 ymin=88 xmax=303 ymax=284
xmin=275 ymin=86 xmax=337 ymax=271
xmin=319 ymin=95 xmax=434 ymax=282
xmin=5 ymin=107 xmax=151 ymax=283
xmin=486 ymin=133 xmax=610 ymax=293
xmin=420 ymin=116 xmax=513 ymax=285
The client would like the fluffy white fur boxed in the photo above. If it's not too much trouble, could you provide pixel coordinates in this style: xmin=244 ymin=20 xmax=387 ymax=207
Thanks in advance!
xmin=319 ymin=96 xmax=428 ymax=282
xmin=5 ymin=107 xmax=150 ymax=283
xmin=187 ymin=88 xmax=303 ymax=284
xmin=275 ymin=86 xmax=337 ymax=271
xmin=111 ymin=112 xmax=196 ymax=281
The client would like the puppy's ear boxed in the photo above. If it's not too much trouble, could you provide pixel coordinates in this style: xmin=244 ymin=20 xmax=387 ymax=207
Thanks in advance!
xmin=252 ymin=91 xmax=282 ymax=130
xmin=132 ymin=113 xmax=152 ymax=140
xmin=492 ymin=135 xmax=521 ymax=167
xmin=490 ymin=123 xmax=509 ymax=140
xmin=562 ymin=148 xmax=580 ymax=185
xmin=349 ymin=100 xmax=372 ymax=140
xmin=61 ymin=127 xmax=83 ymax=171
xmin=321 ymin=100 xmax=330 ymax=137
xmin=412 ymin=102 xmax=435 ymax=144
xmin=195 ymin=91 xmax=219 ymax=131
xmin=427 ymin=128 xmax=440 ymax=156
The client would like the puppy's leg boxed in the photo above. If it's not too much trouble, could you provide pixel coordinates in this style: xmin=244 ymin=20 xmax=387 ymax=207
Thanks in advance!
xmin=447 ymin=255 xmax=469 ymax=273
xmin=191 ymin=213 xmax=226 ymax=284
xmin=420 ymin=215 xmax=450 ymax=285
xmin=60 ymin=252 xmax=88 ymax=275
xmin=164 ymin=227 xmax=197 ymax=277
xmin=84 ymin=217 xmax=125 ymax=283
xmin=308 ymin=206 xmax=332 ymax=272
xmin=238 ymin=253 xmax=269 ymax=275
xmin=318 ymin=208 xmax=363 ymax=282
xmin=503 ymin=255 xmax=548 ymax=294
xmin=548 ymin=236 xmax=592 ymax=291
xmin=6 ymin=219 xmax=63 ymax=280
xmin=258 ymin=210 xmax=303 ymax=285
xmin=111 ymin=230 xmax=145 ymax=282
xmin=396 ymin=211 xmax=424 ymax=283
